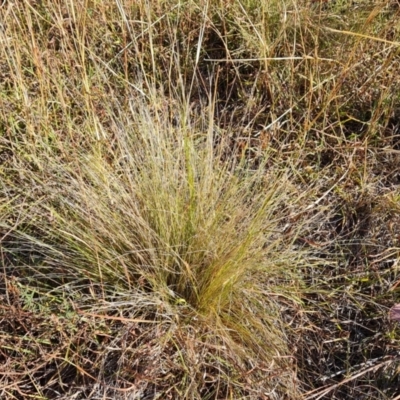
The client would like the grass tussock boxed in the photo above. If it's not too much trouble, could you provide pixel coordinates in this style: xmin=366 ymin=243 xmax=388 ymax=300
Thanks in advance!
xmin=1 ymin=0 xmax=400 ymax=399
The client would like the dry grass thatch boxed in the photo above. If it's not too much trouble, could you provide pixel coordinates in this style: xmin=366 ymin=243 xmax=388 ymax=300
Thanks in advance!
xmin=1 ymin=0 xmax=400 ymax=399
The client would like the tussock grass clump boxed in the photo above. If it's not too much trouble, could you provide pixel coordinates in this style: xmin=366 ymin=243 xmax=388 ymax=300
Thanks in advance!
xmin=6 ymin=87 xmax=312 ymax=398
